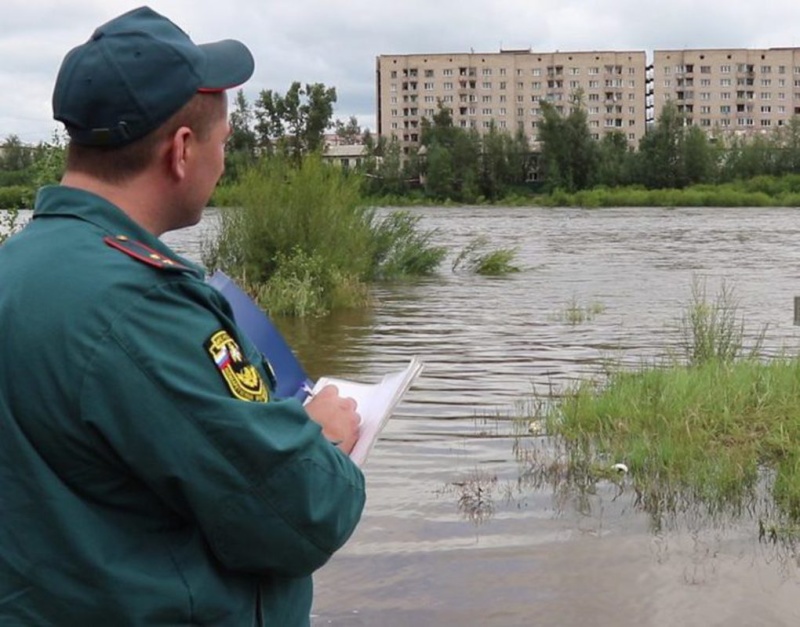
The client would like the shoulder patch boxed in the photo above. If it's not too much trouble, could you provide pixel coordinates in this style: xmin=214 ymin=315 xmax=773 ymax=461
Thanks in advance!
xmin=104 ymin=235 xmax=192 ymax=272
xmin=205 ymin=329 xmax=269 ymax=402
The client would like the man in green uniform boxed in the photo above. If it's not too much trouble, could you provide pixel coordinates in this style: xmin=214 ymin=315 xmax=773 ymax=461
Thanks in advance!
xmin=0 ymin=6 xmax=365 ymax=625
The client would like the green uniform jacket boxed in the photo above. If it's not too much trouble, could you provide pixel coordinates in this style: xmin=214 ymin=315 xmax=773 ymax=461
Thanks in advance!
xmin=0 ymin=186 xmax=366 ymax=626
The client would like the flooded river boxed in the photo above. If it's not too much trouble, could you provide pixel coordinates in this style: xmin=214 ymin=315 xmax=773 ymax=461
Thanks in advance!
xmin=166 ymin=205 xmax=800 ymax=626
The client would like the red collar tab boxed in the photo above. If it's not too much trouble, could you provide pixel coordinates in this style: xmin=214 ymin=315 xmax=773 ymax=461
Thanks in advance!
xmin=104 ymin=235 xmax=192 ymax=272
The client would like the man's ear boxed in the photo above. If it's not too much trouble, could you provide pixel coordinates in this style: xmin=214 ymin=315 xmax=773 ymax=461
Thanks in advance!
xmin=168 ymin=126 xmax=194 ymax=181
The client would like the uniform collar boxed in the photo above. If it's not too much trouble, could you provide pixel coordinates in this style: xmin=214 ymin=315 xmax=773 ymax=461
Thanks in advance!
xmin=33 ymin=185 xmax=204 ymax=278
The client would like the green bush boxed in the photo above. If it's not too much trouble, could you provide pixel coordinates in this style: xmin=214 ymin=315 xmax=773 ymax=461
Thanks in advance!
xmin=0 ymin=186 xmax=33 ymax=210
xmin=204 ymin=154 xmax=446 ymax=315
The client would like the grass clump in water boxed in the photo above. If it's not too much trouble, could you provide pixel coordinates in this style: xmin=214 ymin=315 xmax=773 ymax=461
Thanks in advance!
xmin=522 ymin=280 xmax=800 ymax=536
xmin=451 ymin=235 xmax=520 ymax=276
xmin=552 ymin=297 xmax=606 ymax=325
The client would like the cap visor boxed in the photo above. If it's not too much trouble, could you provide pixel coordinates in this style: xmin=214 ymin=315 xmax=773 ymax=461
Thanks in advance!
xmin=198 ymin=39 xmax=254 ymax=91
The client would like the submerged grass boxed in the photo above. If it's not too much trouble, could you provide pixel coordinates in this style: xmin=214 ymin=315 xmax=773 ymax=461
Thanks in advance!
xmin=519 ymin=279 xmax=800 ymax=536
xmin=451 ymin=235 xmax=521 ymax=276
xmin=552 ymin=298 xmax=606 ymax=325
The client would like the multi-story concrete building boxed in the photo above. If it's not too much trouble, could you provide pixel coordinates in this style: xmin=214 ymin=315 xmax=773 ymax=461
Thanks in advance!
xmin=653 ymin=48 xmax=800 ymax=135
xmin=376 ymin=47 xmax=800 ymax=152
xmin=376 ymin=49 xmax=647 ymax=153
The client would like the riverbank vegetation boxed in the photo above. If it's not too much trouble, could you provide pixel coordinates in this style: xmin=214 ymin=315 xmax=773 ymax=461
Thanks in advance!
xmin=517 ymin=279 xmax=800 ymax=539
xmin=203 ymin=155 xmax=447 ymax=316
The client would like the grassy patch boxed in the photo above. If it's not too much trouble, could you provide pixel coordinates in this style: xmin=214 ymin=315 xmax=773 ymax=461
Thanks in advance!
xmin=518 ymin=281 xmax=800 ymax=537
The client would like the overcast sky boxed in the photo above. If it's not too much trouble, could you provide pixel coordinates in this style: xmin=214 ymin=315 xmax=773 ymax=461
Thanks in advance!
xmin=4 ymin=0 xmax=800 ymax=144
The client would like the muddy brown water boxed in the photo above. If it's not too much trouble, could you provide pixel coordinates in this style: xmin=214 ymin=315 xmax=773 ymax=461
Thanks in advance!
xmin=167 ymin=205 xmax=800 ymax=625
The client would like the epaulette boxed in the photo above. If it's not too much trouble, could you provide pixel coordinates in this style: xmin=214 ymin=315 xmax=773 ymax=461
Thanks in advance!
xmin=104 ymin=235 xmax=193 ymax=273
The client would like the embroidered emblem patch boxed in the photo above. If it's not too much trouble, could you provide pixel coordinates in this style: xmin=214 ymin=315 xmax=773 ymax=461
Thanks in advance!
xmin=205 ymin=330 xmax=268 ymax=402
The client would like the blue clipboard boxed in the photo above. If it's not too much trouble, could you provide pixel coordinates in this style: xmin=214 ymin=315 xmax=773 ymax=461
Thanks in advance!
xmin=207 ymin=270 xmax=313 ymax=401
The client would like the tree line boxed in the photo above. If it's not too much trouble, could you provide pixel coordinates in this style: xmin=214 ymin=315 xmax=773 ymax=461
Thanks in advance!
xmin=222 ymin=86 xmax=800 ymax=202
xmin=5 ymin=82 xmax=800 ymax=209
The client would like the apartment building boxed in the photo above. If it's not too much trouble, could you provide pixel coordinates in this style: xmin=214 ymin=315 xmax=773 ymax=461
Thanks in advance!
xmin=376 ymin=49 xmax=647 ymax=153
xmin=653 ymin=48 xmax=800 ymax=135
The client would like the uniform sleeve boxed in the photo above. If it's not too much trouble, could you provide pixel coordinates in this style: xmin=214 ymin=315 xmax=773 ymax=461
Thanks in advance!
xmin=77 ymin=279 xmax=365 ymax=577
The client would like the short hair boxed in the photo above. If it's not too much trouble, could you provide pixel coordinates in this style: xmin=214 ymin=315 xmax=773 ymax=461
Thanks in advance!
xmin=65 ymin=91 xmax=226 ymax=183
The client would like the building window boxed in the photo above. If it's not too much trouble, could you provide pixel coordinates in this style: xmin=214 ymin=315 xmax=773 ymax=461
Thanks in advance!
xmin=721 ymin=65 xmax=731 ymax=73
xmin=443 ymin=69 xmax=453 ymax=76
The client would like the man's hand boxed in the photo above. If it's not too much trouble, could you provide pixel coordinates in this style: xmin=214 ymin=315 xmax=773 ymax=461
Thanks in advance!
xmin=304 ymin=385 xmax=361 ymax=454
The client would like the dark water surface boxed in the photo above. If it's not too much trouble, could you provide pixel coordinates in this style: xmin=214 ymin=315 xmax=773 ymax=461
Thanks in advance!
xmin=164 ymin=205 xmax=800 ymax=626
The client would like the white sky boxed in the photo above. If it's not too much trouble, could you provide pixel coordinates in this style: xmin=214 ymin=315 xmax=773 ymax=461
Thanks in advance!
xmin=4 ymin=0 xmax=800 ymax=144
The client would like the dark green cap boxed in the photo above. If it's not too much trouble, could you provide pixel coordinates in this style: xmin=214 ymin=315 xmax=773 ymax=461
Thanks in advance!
xmin=52 ymin=6 xmax=254 ymax=147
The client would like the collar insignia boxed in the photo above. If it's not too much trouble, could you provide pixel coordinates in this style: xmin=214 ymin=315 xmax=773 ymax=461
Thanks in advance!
xmin=205 ymin=330 xmax=268 ymax=402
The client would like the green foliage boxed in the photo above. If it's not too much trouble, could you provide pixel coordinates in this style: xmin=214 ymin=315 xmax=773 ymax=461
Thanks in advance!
xmin=0 ymin=186 xmax=33 ymax=210
xmin=678 ymin=277 xmax=765 ymax=366
xmin=254 ymin=82 xmax=337 ymax=162
xmin=204 ymin=154 xmax=370 ymax=284
xmin=518 ymin=280 xmax=799 ymax=529
xmin=451 ymin=235 xmax=520 ymax=276
xmin=538 ymin=95 xmax=600 ymax=192
xmin=252 ymin=247 xmax=369 ymax=317
xmin=204 ymin=154 xmax=446 ymax=315
xmin=535 ymin=178 xmax=800 ymax=207
xmin=0 ymin=208 xmax=20 ymax=246
xmin=368 ymin=210 xmax=447 ymax=279
xmin=28 ymin=131 xmax=67 ymax=188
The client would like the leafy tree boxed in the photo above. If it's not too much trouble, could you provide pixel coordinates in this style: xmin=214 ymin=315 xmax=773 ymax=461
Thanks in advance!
xmin=29 ymin=131 xmax=67 ymax=188
xmin=228 ymin=90 xmax=257 ymax=156
xmin=636 ymin=101 xmax=687 ymax=188
xmin=224 ymin=90 xmax=258 ymax=183
xmin=334 ymin=116 xmax=364 ymax=145
xmin=683 ymin=126 xmax=717 ymax=185
xmin=254 ymin=82 xmax=337 ymax=162
xmin=538 ymin=95 xmax=599 ymax=192
xmin=0 ymin=135 xmax=34 ymax=171
xmin=596 ymin=131 xmax=632 ymax=187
